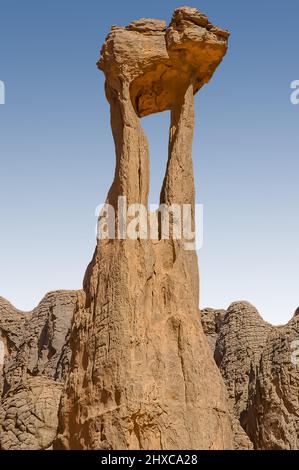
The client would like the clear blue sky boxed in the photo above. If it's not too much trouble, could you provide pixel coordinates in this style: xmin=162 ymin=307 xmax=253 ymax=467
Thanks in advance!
xmin=0 ymin=0 xmax=299 ymax=324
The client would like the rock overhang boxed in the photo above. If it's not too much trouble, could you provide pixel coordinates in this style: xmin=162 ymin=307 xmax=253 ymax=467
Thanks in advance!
xmin=98 ymin=6 xmax=230 ymax=117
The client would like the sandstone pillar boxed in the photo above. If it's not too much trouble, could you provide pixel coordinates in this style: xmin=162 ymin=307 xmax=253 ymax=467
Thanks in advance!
xmin=56 ymin=7 xmax=233 ymax=450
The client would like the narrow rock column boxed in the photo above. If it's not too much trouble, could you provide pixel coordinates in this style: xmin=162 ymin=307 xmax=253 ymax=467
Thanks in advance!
xmin=160 ymin=84 xmax=199 ymax=304
xmin=161 ymin=83 xmax=195 ymax=210
xmin=106 ymin=81 xmax=149 ymax=210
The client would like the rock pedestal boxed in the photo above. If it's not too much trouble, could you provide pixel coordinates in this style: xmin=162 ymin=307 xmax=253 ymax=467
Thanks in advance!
xmin=55 ymin=7 xmax=233 ymax=450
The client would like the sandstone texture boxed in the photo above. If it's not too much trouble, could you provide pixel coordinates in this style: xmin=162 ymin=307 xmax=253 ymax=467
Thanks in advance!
xmin=0 ymin=292 xmax=79 ymax=449
xmin=3 ymin=6 xmax=298 ymax=453
xmin=202 ymin=302 xmax=299 ymax=449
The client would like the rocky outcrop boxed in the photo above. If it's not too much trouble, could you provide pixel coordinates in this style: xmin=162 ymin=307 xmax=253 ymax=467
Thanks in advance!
xmin=0 ymin=292 xmax=79 ymax=449
xmin=0 ymin=6 xmax=233 ymax=451
xmin=55 ymin=7 xmax=233 ymax=450
xmin=1 ymin=7 xmax=299 ymax=452
xmin=246 ymin=311 xmax=299 ymax=449
xmin=202 ymin=302 xmax=299 ymax=450
xmin=0 ymin=298 xmax=28 ymax=397
xmin=2 ymin=5 xmax=299 ymax=453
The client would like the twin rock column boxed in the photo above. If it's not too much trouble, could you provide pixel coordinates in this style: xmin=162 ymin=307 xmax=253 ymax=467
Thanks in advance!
xmin=56 ymin=7 xmax=233 ymax=450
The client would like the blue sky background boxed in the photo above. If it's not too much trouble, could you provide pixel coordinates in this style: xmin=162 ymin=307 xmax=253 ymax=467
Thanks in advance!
xmin=0 ymin=0 xmax=299 ymax=324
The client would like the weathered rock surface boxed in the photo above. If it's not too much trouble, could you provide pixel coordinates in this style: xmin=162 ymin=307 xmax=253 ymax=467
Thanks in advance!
xmin=0 ymin=298 xmax=29 ymax=397
xmin=0 ymin=377 xmax=63 ymax=450
xmin=202 ymin=302 xmax=299 ymax=449
xmin=55 ymin=7 xmax=233 ymax=450
xmin=0 ymin=6 xmax=233 ymax=451
xmin=246 ymin=311 xmax=299 ymax=449
xmin=2 ymin=6 xmax=299 ymax=453
xmin=0 ymin=291 xmax=79 ymax=449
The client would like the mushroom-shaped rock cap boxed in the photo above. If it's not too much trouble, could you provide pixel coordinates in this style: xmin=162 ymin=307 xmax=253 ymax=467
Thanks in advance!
xmin=98 ymin=6 xmax=230 ymax=117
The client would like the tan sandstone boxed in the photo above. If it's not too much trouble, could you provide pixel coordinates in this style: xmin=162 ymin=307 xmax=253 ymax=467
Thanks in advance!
xmin=2 ymin=7 xmax=299 ymax=452
xmin=55 ymin=7 xmax=232 ymax=450
xmin=0 ymin=292 xmax=79 ymax=449
xmin=202 ymin=302 xmax=299 ymax=449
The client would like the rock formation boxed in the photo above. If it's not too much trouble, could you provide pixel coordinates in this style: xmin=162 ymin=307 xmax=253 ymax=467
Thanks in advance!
xmin=0 ymin=292 xmax=79 ymax=449
xmin=55 ymin=6 xmax=233 ymax=450
xmin=3 ymin=5 xmax=298 ymax=453
xmin=0 ymin=6 xmax=234 ymax=451
xmin=202 ymin=302 xmax=299 ymax=449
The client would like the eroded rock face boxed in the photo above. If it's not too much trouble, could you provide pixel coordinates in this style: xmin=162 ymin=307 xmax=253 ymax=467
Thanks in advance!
xmin=0 ymin=377 xmax=63 ymax=450
xmin=0 ymin=298 xmax=29 ymax=397
xmin=0 ymin=292 xmax=79 ymax=449
xmin=246 ymin=313 xmax=299 ymax=449
xmin=55 ymin=7 xmax=233 ymax=450
xmin=202 ymin=302 xmax=299 ymax=450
